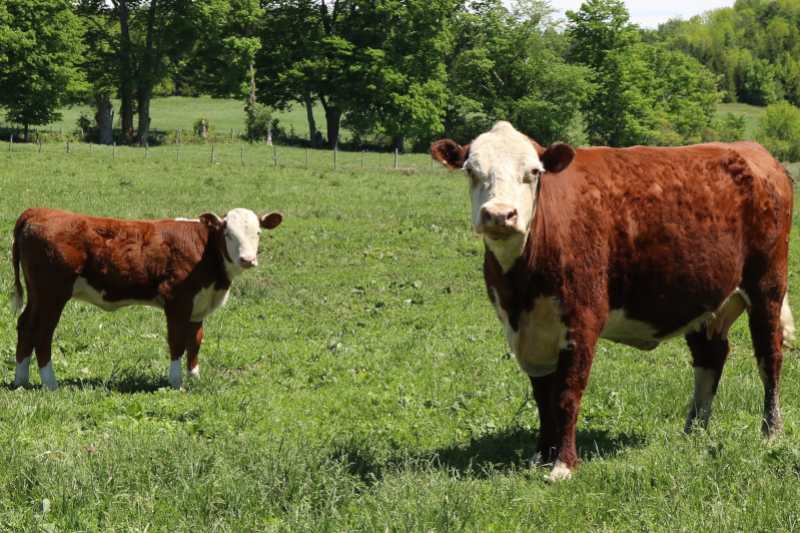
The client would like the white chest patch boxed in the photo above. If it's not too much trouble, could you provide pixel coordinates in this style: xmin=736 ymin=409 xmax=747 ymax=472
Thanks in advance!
xmin=191 ymin=285 xmax=230 ymax=322
xmin=72 ymin=277 xmax=164 ymax=312
xmin=491 ymin=289 xmax=573 ymax=377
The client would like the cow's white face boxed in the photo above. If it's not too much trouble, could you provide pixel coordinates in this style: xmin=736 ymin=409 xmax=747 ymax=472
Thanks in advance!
xmin=200 ymin=208 xmax=283 ymax=277
xmin=431 ymin=121 xmax=575 ymax=272
xmin=466 ymin=122 xmax=544 ymax=267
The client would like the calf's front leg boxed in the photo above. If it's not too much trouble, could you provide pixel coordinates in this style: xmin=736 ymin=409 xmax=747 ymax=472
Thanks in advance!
xmin=186 ymin=321 xmax=203 ymax=380
xmin=165 ymin=307 xmax=192 ymax=391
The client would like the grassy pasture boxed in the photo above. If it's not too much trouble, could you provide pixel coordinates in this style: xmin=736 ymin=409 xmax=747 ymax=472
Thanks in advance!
xmin=13 ymin=96 xmax=334 ymax=142
xmin=0 ymin=142 xmax=798 ymax=530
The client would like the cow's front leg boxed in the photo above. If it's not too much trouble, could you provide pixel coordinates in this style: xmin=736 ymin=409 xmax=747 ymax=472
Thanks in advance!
xmin=549 ymin=332 xmax=598 ymax=481
xmin=165 ymin=307 xmax=192 ymax=391
xmin=530 ymin=374 xmax=557 ymax=466
xmin=186 ymin=321 xmax=203 ymax=380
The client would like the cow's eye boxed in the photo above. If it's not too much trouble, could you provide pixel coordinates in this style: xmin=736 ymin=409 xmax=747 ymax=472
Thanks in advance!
xmin=524 ymin=169 xmax=541 ymax=184
xmin=466 ymin=169 xmax=480 ymax=186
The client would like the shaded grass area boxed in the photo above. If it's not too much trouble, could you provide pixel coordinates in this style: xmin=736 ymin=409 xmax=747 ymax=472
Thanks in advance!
xmin=0 ymin=144 xmax=798 ymax=529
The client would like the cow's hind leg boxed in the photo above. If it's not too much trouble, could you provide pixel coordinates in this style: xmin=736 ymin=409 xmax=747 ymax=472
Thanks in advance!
xmin=530 ymin=374 xmax=557 ymax=466
xmin=748 ymin=293 xmax=785 ymax=437
xmin=186 ymin=321 xmax=203 ymax=380
xmin=683 ymin=329 xmax=730 ymax=434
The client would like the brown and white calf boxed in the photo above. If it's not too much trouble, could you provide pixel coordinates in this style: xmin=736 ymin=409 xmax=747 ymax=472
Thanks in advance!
xmin=432 ymin=121 xmax=796 ymax=480
xmin=10 ymin=207 xmax=283 ymax=391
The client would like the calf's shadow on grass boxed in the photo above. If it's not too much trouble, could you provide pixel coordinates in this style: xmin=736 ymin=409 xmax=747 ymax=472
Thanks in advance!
xmin=335 ymin=426 xmax=646 ymax=484
xmin=0 ymin=374 xmax=170 ymax=394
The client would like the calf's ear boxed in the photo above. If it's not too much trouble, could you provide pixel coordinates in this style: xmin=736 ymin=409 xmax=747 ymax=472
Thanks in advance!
xmin=430 ymin=140 xmax=470 ymax=169
xmin=260 ymin=212 xmax=283 ymax=229
xmin=540 ymin=143 xmax=575 ymax=174
xmin=200 ymin=213 xmax=224 ymax=230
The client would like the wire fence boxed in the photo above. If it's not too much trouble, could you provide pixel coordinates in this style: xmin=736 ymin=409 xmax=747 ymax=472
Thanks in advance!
xmin=2 ymin=137 xmax=443 ymax=173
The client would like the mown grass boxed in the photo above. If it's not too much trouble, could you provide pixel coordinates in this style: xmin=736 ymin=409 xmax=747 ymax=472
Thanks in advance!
xmin=0 ymin=142 xmax=798 ymax=530
xmin=717 ymin=102 xmax=765 ymax=140
xmin=13 ymin=96 xmax=333 ymax=142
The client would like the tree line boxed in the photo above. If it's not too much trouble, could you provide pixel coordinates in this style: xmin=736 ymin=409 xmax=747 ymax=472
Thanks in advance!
xmin=0 ymin=0 xmax=777 ymax=152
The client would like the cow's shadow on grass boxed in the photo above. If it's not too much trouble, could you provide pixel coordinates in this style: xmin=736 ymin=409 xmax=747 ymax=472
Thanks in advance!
xmin=335 ymin=426 xmax=646 ymax=484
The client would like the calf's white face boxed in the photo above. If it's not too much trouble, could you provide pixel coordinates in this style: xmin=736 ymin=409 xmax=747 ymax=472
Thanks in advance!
xmin=200 ymin=208 xmax=283 ymax=276
xmin=431 ymin=121 xmax=576 ymax=271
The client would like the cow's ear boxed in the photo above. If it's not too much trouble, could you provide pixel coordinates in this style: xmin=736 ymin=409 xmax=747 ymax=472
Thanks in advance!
xmin=259 ymin=212 xmax=283 ymax=230
xmin=540 ymin=143 xmax=575 ymax=174
xmin=200 ymin=213 xmax=223 ymax=230
xmin=430 ymin=140 xmax=470 ymax=169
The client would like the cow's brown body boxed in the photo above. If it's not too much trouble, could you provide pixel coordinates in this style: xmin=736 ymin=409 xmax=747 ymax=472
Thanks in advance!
xmin=432 ymin=123 xmax=794 ymax=479
xmin=11 ymin=207 xmax=281 ymax=390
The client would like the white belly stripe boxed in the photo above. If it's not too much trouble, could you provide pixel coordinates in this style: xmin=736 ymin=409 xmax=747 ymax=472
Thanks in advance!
xmin=72 ymin=277 xmax=163 ymax=312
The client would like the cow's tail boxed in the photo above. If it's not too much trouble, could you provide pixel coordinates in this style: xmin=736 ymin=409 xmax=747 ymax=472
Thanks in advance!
xmin=9 ymin=219 xmax=24 ymax=316
xmin=782 ymin=292 xmax=796 ymax=345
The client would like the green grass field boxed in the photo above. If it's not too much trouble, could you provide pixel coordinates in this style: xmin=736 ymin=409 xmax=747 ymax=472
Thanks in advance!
xmin=9 ymin=96 xmax=334 ymax=143
xmin=717 ymin=102 xmax=765 ymax=140
xmin=0 ymin=140 xmax=799 ymax=530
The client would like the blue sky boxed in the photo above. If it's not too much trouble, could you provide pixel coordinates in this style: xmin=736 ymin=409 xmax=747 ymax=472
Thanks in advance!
xmin=550 ymin=0 xmax=734 ymax=28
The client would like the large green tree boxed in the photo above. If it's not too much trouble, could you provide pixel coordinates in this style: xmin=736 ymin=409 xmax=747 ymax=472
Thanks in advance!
xmin=77 ymin=0 xmax=200 ymax=145
xmin=341 ymin=0 xmax=454 ymax=152
xmin=567 ymin=0 xmax=720 ymax=146
xmin=0 ymin=0 xmax=86 ymax=140
xmin=186 ymin=0 xmax=262 ymax=111
xmin=257 ymin=0 xmax=359 ymax=148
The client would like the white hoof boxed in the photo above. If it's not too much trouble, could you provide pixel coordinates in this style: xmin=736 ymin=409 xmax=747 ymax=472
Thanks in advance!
xmin=169 ymin=358 xmax=183 ymax=390
xmin=14 ymin=356 xmax=31 ymax=389
xmin=547 ymin=460 xmax=572 ymax=481
xmin=188 ymin=365 xmax=200 ymax=380
xmin=39 ymin=362 xmax=58 ymax=391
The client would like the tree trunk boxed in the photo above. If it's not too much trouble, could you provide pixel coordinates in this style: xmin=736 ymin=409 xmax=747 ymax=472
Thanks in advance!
xmin=392 ymin=135 xmax=404 ymax=153
xmin=120 ymin=89 xmax=134 ymax=144
xmin=305 ymin=91 xmax=317 ymax=149
xmin=136 ymin=85 xmax=153 ymax=146
xmin=319 ymin=96 xmax=341 ymax=149
xmin=94 ymin=92 xmax=113 ymax=145
xmin=248 ymin=64 xmax=256 ymax=108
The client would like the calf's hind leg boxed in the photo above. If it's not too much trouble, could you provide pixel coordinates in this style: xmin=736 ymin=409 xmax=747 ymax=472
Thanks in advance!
xmin=683 ymin=329 xmax=730 ymax=434
xmin=15 ymin=303 xmax=36 ymax=388
xmin=31 ymin=293 xmax=71 ymax=391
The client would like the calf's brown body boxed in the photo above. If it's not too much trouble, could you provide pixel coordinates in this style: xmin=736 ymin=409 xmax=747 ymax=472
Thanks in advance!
xmin=11 ymin=207 xmax=281 ymax=390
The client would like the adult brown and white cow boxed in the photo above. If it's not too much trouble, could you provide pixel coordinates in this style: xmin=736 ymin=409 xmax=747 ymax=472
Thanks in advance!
xmin=9 ymin=207 xmax=283 ymax=391
xmin=431 ymin=121 xmax=796 ymax=481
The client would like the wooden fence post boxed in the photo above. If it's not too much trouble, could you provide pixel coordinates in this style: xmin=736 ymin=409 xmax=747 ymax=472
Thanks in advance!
xmin=394 ymin=149 xmax=398 ymax=170
xmin=211 ymin=143 xmax=215 ymax=164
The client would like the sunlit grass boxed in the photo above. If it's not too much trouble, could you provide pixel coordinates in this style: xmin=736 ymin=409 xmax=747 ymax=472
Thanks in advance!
xmin=0 ymin=143 xmax=797 ymax=530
